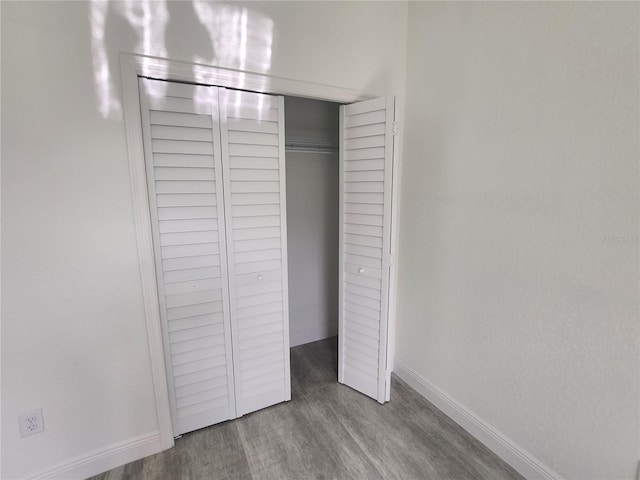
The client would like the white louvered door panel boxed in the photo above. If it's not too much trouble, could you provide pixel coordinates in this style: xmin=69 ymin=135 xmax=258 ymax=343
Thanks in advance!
xmin=338 ymin=97 xmax=395 ymax=404
xmin=139 ymin=78 xmax=237 ymax=434
xmin=219 ymin=89 xmax=291 ymax=416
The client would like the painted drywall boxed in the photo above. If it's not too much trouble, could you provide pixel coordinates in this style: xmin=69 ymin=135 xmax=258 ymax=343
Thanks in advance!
xmin=285 ymin=97 xmax=339 ymax=347
xmin=285 ymin=151 xmax=339 ymax=347
xmin=396 ymin=2 xmax=639 ymax=479
xmin=1 ymin=1 xmax=407 ymax=478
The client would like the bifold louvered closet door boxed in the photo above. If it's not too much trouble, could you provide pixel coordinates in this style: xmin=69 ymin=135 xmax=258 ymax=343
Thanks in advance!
xmin=219 ymin=90 xmax=291 ymax=416
xmin=139 ymin=78 xmax=290 ymax=436
xmin=338 ymin=97 xmax=395 ymax=404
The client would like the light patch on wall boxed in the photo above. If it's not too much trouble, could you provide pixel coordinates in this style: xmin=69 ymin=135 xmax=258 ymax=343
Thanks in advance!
xmin=120 ymin=0 xmax=170 ymax=98
xmin=89 ymin=1 xmax=273 ymax=119
xmin=225 ymin=89 xmax=269 ymax=123
xmin=90 ymin=0 xmax=121 ymax=119
xmin=90 ymin=0 xmax=169 ymax=119
xmin=191 ymin=1 xmax=273 ymax=93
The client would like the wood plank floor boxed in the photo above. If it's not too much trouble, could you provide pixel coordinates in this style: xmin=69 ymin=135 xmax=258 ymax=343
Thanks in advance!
xmin=91 ymin=337 xmax=523 ymax=480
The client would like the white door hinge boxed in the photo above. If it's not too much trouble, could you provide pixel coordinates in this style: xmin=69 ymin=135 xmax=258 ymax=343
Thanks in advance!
xmin=392 ymin=122 xmax=399 ymax=136
xmin=386 ymin=370 xmax=392 ymax=382
xmin=388 ymin=254 xmax=395 ymax=267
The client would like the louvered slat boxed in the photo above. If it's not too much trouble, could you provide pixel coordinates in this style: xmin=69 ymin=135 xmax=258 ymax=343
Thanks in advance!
xmin=236 ymin=280 xmax=282 ymax=298
xmin=344 ymin=233 xmax=383 ymax=248
xmin=169 ymin=323 xmax=225 ymax=343
xmin=345 ymin=272 xmax=381 ymax=290
xmin=233 ymin=215 xmax=280 ymax=229
xmin=345 ymin=158 xmax=385 ymax=171
xmin=345 ymin=122 xmax=386 ymax=139
xmin=344 ymin=253 xmax=382 ymax=269
xmin=230 ymin=169 xmax=280 ymax=182
xmin=156 ymin=193 xmax=217 ymax=208
xmin=345 ymin=281 xmax=381 ymax=300
xmin=160 ymin=230 xmax=219 ymax=246
xmin=155 ymin=180 xmax=216 ymax=194
xmin=157 ymin=206 xmax=218 ymax=221
xmin=344 ymin=243 xmax=382 ymax=259
xmin=229 ymin=144 xmax=279 ymax=158
xmin=233 ymin=226 xmax=281 ymax=241
xmin=159 ymin=219 xmax=218 ymax=234
xmin=344 ymin=109 xmax=386 ymax=128
xmin=232 ymin=204 xmax=281 ymax=218
xmin=238 ymin=312 xmax=284 ymax=332
xmin=230 ymin=157 xmax=280 ymax=170
xmin=164 ymin=266 xmax=221 ymax=284
xmin=153 ymin=154 xmax=215 ymax=168
xmin=231 ymin=192 xmax=280 ymax=205
xmin=234 ymin=248 xmax=281 ymax=264
xmin=147 ymin=96 xmax=211 ymax=115
xmin=168 ymin=312 xmax=224 ymax=332
xmin=173 ymin=365 xmax=227 ymax=388
xmin=345 ymin=223 xmax=384 ymax=237
xmin=236 ymin=291 xmax=283 ymax=309
xmin=151 ymin=125 xmax=213 ymax=142
xmin=154 ymin=167 xmax=215 ymax=181
xmin=345 ymin=171 xmax=385 ymax=183
xmin=345 ymin=291 xmax=381 ymax=310
xmin=227 ymin=118 xmax=278 ymax=134
xmin=234 ymin=259 xmax=282 ymax=275
xmin=164 ymin=277 xmax=222 ymax=295
xmin=228 ymin=131 xmax=279 ymax=146
xmin=175 ymin=376 xmax=229 ymax=398
xmin=225 ymin=106 xmax=278 ymax=122
xmin=234 ymin=238 xmax=281 ymax=254
xmin=241 ymin=349 xmax=283 ymax=370
xmin=150 ymin=111 xmax=212 ymax=129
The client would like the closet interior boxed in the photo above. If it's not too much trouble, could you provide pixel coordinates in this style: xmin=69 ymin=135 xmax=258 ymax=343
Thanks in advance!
xmin=283 ymin=96 xmax=340 ymax=352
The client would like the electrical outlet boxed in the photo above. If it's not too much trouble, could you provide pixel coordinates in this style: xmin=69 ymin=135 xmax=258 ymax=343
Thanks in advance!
xmin=19 ymin=409 xmax=44 ymax=437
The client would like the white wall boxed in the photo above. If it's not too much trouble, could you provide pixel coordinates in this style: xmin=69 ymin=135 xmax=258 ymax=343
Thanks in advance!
xmin=1 ymin=1 xmax=407 ymax=478
xmin=396 ymin=2 xmax=639 ymax=479
xmin=286 ymin=151 xmax=339 ymax=347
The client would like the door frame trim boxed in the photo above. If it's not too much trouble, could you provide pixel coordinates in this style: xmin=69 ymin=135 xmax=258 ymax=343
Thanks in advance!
xmin=119 ymin=53 xmax=398 ymax=445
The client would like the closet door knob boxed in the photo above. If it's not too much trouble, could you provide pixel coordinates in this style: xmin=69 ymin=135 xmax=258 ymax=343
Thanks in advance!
xmin=257 ymin=274 xmax=263 ymax=281
xmin=358 ymin=268 xmax=365 ymax=274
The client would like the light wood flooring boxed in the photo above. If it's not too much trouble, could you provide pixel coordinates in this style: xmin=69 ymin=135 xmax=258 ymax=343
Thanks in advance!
xmin=90 ymin=337 xmax=523 ymax=480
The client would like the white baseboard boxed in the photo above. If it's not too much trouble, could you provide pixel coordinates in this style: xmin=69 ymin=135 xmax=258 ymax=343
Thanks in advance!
xmin=393 ymin=358 xmax=562 ymax=480
xmin=290 ymin=322 xmax=337 ymax=347
xmin=29 ymin=431 xmax=163 ymax=480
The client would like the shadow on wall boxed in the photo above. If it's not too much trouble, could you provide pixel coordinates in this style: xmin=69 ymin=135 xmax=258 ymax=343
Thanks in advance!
xmin=89 ymin=0 xmax=274 ymax=119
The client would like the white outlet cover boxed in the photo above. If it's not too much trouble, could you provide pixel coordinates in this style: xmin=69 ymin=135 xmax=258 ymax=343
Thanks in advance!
xmin=19 ymin=409 xmax=44 ymax=437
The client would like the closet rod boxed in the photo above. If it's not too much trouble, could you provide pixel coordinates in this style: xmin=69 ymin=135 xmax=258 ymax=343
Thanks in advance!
xmin=285 ymin=140 xmax=337 ymax=148
xmin=285 ymin=148 xmax=337 ymax=155
xmin=285 ymin=140 xmax=337 ymax=155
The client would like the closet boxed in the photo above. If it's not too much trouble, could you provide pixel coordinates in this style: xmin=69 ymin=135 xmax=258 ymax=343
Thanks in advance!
xmin=138 ymin=76 xmax=397 ymax=437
